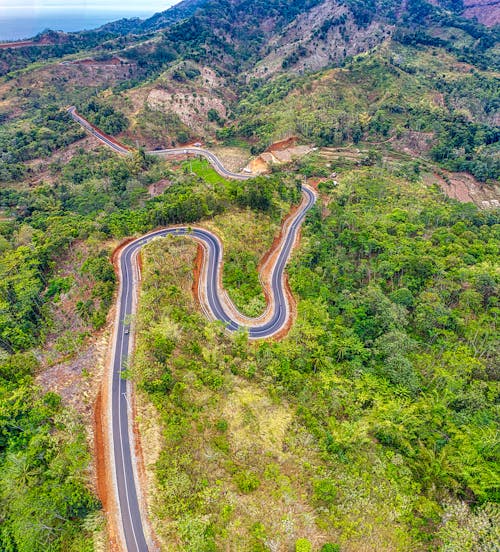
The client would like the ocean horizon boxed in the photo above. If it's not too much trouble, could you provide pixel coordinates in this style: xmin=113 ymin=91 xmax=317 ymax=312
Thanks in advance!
xmin=0 ymin=11 xmax=154 ymax=41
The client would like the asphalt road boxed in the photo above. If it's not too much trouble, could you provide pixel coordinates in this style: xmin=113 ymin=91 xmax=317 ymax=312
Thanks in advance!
xmin=68 ymin=106 xmax=250 ymax=180
xmin=68 ymin=106 xmax=132 ymax=155
xmin=69 ymin=105 xmax=317 ymax=550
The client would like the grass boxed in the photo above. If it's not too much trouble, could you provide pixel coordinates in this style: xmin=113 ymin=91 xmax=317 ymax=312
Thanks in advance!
xmin=223 ymin=381 xmax=293 ymax=457
xmin=182 ymin=157 xmax=229 ymax=185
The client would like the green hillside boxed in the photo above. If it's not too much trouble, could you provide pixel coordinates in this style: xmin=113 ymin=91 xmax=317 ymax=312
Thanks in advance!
xmin=0 ymin=0 xmax=498 ymax=550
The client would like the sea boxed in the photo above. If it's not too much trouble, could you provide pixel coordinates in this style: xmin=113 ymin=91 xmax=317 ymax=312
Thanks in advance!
xmin=0 ymin=11 xmax=154 ymax=42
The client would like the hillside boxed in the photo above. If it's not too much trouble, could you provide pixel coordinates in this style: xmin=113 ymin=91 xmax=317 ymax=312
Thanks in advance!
xmin=106 ymin=0 xmax=498 ymax=73
xmin=462 ymin=0 xmax=500 ymax=26
xmin=0 ymin=0 xmax=498 ymax=551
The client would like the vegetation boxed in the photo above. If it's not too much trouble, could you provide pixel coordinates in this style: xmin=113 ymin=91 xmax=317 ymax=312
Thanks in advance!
xmin=228 ymin=45 xmax=499 ymax=182
xmin=0 ymin=0 xmax=498 ymax=549
xmin=132 ymin=164 xmax=499 ymax=550
xmin=0 ymin=106 xmax=85 ymax=182
xmin=0 ymin=352 xmax=101 ymax=551
xmin=80 ymin=99 xmax=129 ymax=136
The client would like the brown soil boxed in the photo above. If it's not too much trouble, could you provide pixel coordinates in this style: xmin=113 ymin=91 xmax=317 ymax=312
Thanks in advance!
xmin=71 ymin=57 xmax=129 ymax=67
xmin=248 ymin=156 xmax=269 ymax=173
xmin=94 ymin=391 xmax=120 ymax=551
xmin=192 ymin=244 xmax=204 ymax=308
xmin=423 ymin=170 xmax=500 ymax=208
xmin=247 ymin=138 xmax=314 ymax=174
xmin=0 ymin=41 xmax=37 ymax=49
xmin=94 ymin=391 xmax=107 ymax=509
xmin=0 ymin=37 xmax=59 ymax=48
xmin=266 ymin=136 xmax=299 ymax=152
xmin=148 ymin=179 xmax=172 ymax=197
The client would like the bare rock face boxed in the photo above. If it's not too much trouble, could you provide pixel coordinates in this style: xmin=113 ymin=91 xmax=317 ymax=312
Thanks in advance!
xmin=462 ymin=0 xmax=500 ymax=26
xmin=252 ymin=0 xmax=392 ymax=77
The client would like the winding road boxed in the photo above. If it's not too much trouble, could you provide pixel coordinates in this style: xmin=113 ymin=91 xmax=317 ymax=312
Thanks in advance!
xmin=68 ymin=106 xmax=250 ymax=180
xmin=69 ymin=106 xmax=317 ymax=551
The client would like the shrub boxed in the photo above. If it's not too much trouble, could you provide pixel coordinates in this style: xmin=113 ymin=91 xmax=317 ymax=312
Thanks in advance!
xmin=234 ymin=470 xmax=260 ymax=493
xmin=295 ymin=538 xmax=313 ymax=552
xmin=321 ymin=544 xmax=340 ymax=552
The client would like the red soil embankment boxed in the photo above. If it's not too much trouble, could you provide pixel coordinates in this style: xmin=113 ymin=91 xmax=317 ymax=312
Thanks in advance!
xmin=266 ymin=136 xmax=299 ymax=152
xmin=0 ymin=41 xmax=36 ymax=49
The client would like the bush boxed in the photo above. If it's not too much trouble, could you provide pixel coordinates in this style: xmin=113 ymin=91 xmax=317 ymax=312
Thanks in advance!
xmin=321 ymin=544 xmax=340 ymax=552
xmin=234 ymin=470 xmax=260 ymax=493
xmin=295 ymin=538 xmax=313 ymax=552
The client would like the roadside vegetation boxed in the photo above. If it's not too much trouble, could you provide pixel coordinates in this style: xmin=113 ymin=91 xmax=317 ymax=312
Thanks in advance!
xmin=0 ymin=351 xmax=101 ymax=551
xmin=132 ymin=164 xmax=499 ymax=551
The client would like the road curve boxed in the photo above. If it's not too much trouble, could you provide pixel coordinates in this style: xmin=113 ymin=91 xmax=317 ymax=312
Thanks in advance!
xmin=113 ymin=187 xmax=315 ymax=551
xmin=69 ymin=105 xmax=317 ymax=551
xmin=67 ymin=106 xmax=250 ymax=180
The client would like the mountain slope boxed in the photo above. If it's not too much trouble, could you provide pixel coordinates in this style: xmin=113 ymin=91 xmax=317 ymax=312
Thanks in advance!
xmin=115 ymin=0 xmax=498 ymax=77
xmin=462 ymin=0 xmax=500 ymax=26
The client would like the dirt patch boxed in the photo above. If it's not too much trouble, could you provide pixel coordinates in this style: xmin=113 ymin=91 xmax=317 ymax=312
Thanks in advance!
xmin=246 ymin=138 xmax=314 ymax=174
xmin=248 ymin=155 xmax=269 ymax=174
xmin=210 ymin=146 xmax=251 ymax=173
xmin=390 ymin=130 xmax=435 ymax=157
xmin=268 ymin=137 xmax=299 ymax=151
xmin=423 ymin=170 xmax=500 ymax=208
xmin=192 ymin=244 xmax=204 ymax=309
xmin=67 ymin=57 xmax=132 ymax=67
xmin=94 ymin=390 xmax=120 ymax=551
xmin=94 ymin=391 xmax=107 ymax=509
xmin=0 ymin=40 xmax=39 ymax=49
xmin=148 ymin=179 xmax=172 ymax=197
xmin=147 ymin=89 xmax=227 ymax=134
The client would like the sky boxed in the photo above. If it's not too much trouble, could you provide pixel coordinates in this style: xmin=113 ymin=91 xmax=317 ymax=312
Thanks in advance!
xmin=0 ymin=0 xmax=178 ymax=14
